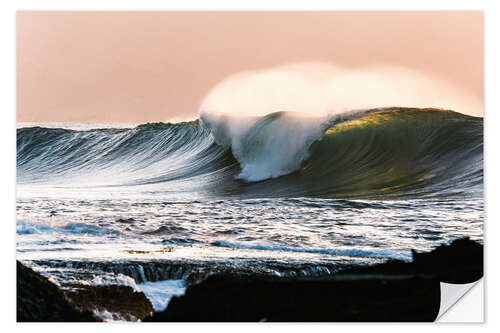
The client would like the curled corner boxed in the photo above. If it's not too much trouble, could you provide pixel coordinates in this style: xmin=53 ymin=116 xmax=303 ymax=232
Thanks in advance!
xmin=436 ymin=279 xmax=482 ymax=321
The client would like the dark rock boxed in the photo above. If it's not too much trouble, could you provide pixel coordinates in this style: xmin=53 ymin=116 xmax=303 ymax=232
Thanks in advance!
xmin=329 ymin=237 xmax=483 ymax=283
xmin=145 ymin=273 xmax=440 ymax=322
xmin=145 ymin=237 xmax=482 ymax=322
xmin=17 ymin=261 xmax=98 ymax=322
xmin=65 ymin=285 xmax=154 ymax=321
xmin=411 ymin=237 xmax=483 ymax=283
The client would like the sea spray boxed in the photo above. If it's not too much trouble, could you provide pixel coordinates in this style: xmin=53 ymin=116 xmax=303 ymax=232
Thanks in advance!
xmin=199 ymin=62 xmax=483 ymax=120
xmin=198 ymin=62 xmax=483 ymax=182
xmin=201 ymin=111 xmax=329 ymax=181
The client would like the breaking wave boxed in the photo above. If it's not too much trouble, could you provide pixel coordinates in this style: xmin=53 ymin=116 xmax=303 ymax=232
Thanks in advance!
xmin=17 ymin=107 xmax=483 ymax=199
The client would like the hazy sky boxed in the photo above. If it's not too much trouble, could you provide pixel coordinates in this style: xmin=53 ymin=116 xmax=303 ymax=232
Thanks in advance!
xmin=17 ymin=11 xmax=483 ymax=123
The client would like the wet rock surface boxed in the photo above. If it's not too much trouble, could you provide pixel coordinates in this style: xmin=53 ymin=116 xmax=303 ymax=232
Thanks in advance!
xmin=65 ymin=285 xmax=154 ymax=321
xmin=28 ymin=258 xmax=341 ymax=285
xmin=146 ymin=273 xmax=441 ymax=322
xmin=16 ymin=261 xmax=98 ymax=322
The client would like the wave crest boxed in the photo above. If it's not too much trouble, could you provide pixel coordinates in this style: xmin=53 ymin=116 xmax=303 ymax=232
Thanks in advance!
xmin=201 ymin=111 xmax=328 ymax=181
xmin=17 ymin=107 xmax=483 ymax=199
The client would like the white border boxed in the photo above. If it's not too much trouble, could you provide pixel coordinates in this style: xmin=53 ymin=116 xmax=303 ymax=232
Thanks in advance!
xmin=2 ymin=1 xmax=498 ymax=332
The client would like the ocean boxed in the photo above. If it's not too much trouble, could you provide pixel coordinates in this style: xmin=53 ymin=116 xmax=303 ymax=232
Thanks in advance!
xmin=16 ymin=107 xmax=483 ymax=318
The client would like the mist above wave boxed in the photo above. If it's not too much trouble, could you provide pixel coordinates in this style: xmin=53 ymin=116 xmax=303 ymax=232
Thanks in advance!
xmin=199 ymin=62 xmax=482 ymax=119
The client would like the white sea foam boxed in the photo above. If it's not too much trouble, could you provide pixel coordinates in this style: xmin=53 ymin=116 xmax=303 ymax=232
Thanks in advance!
xmin=200 ymin=111 xmax=327 ymax=181
xmin=92 ymin=309 xmax=136 ymax=322
xmin=87 ymin=273 xmax=141 ymax=292
xmin=138 ymin=280 xmax=186 ymax=312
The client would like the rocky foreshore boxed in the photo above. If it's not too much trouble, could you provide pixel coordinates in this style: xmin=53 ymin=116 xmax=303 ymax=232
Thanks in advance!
xmin=17 ymin=237 xmax=483 ymax=322
xmin=17 ymin=261 xmax=153 ymax=322
xmin=145 ymin=237 xmax=483 ymax=322
xmin=17 ymin=261 xmax=98 ymax=322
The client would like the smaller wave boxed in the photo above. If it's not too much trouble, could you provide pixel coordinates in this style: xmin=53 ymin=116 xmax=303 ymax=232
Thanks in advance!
xmin=17 ymin=247 xmax=85 ymax=253
xmin=209 ymin=240 xmax=411 ymax=261
xmin=16 ymin=220 xmax=53 ymax=235
xmin=16 ymin=219 xmax=121 ymax=236
xmin=141 ymin=225 xmax=187 ymax=236
xmin=161 ymin=237 xmax=202 ymax=245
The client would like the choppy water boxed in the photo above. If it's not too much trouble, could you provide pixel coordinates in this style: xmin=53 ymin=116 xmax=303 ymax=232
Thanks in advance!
xmin=16 ymin=107 xmax=483 ymax=317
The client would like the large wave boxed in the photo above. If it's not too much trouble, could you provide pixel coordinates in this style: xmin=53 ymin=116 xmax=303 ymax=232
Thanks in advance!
xmin=17 ymin=107 xmax=483 ymax=199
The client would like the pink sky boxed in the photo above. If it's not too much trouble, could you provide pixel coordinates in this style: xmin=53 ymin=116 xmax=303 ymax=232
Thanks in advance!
xmin=17 ymin=11 xmax=483 ymax=123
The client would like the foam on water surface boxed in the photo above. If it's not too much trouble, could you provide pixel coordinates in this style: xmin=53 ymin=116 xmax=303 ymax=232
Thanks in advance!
xmin=138 ymin=280 xmax=186 ymax=312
